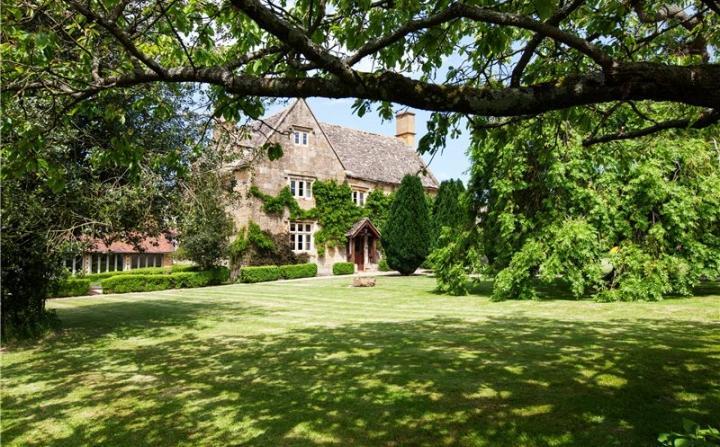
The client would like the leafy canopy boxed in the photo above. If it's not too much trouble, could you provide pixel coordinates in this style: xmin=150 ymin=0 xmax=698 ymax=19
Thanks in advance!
xmin=3 ymin=0 xmax=718 ymax=156
xmin=435 ymin=117 xmax=720 ymax=300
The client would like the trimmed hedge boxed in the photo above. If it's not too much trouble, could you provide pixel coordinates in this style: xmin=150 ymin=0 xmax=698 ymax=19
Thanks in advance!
xmin=100 ymin=267 xmax=229 ymax=294
xmin=333 ymin=262 xmax=355 ymax=275
xmin=279 ymin=263 xmax=317 ymax=279
xmin=81 ymin=264 xmax=199 ymax=282
xmin=83 ymin=266 xmax=170 ymax=282
xmin=239 ymin=265 xmax=280 ymax=283
xmin=378 ymin=258 xmax=391 ymax=272
xmin=51 ymin=278 xmax=91 ymax=298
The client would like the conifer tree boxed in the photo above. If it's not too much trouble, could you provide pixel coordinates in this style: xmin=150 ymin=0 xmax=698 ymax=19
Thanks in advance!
xmin=431 ymin=179 xmax=467 ymax=249
xmin=382 ymin=175 xmax=431 ymax=275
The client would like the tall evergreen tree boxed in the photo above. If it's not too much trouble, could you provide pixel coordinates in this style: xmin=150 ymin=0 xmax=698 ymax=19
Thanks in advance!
xmin=431 ymin=179 xmax=467 ymax=249
xmin=382 ymin=175 xmax=431 ymax=275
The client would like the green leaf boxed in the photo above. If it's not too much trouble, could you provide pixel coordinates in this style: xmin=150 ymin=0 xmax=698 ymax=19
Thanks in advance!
xmin=533 ymin=0 xmax=555 ymax=20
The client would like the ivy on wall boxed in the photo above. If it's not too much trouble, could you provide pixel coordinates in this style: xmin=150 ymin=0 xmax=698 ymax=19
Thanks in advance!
xmin=250 ymin=180 xmax=390 ymax=257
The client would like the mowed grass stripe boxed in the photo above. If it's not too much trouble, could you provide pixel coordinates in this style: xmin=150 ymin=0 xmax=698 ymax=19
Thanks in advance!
xmin=6 ymin=277 xmax=720 ymax=447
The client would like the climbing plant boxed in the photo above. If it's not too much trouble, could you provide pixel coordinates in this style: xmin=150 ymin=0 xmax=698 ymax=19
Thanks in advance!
xmin=364 ymin=189 xmax=394 ymax=231
xmin=312 ymin=181 xmax=364 ymax=256
xmin=229 ymin=221 xmax=306 ymax=268
xmin=250 ymin=180 xmax=364 ymax=256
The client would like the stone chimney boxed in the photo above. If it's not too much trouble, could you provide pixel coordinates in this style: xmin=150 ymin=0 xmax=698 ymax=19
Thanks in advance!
xmin=395 ymin=111 xmax=415 ymax=147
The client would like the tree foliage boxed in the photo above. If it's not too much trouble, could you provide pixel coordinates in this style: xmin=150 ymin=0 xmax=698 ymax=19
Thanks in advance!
xmin=1 ymin=87 xmax=199 ymax=340
xmin=431 ymin=179 xmax=468 ymax=249
xmin=382 ymin=175 xmax=432 ymax=275
xmin=3 ymin=0 xmax=718 ymax=156
xmin=179 ymin=170 xmax=235 ymax=270
xmin=438 ymin=120 xmax=720 ymax=300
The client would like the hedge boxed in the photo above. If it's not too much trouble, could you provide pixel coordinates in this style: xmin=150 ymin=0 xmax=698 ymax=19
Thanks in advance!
xmin=238 ymin=265 xmax=280 ymax=283
xmin=83 ymin=266 xmax=171 ymax=282
xmin=332 ymin=262 xmax=355 ymax=275
xmin=80 ymin=264 xmax=199 ymax=282
xmin=50 ymin=278 xmax=91 ymax=298
xmin=378 ymin=258 xmax=391 ymax=272
xmin=278 ymin=263 xmax=317 ymax=279
xmin=100 ymin=267 xmax=229 ymax=294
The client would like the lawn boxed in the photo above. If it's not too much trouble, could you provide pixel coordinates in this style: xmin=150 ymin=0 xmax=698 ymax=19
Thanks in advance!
xmin=2 ymin=276 xmax=719 ymax=446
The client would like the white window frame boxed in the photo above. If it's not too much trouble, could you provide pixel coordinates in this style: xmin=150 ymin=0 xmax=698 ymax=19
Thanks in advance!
xmin=90 ymin=253 xmax=124 ymax=274
xmin=289 ymin=221 xmax=314 ymax=252
xmin=293 ymin=130 xmax=309 ymax=146
xmin=289 ymin=176 xmax=313 ymax=199
xmin=352 ymin=189 xmax=367 ymax=206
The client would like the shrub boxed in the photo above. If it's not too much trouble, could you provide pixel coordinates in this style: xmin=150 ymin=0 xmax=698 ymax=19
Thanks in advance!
xmin=100 ymin=268 xmax=229 ymax=293
xmin=239 ymin=265 xmax=280 ymax=283
xmin=50 ymin=278 xmax=91 ymax=298
xmin=83 ymin=266 xmax=170 ymax=282
xmin=333 ymin=262 xmax=355 ymax=275
xmin=378 ymin=258 xmax=391 ymax=272
xmin=172 ymin=268 xmax=230 ymax=288
xmin=382 ymin=175 xmax=431 ymax=275
xmin=101 ymin=274 xmax=174 ymax=293
xmin=171 ymin=263 xmax=199 ymax=273
xmin=279 ymin=263 xmax=317 ymax=279
xmin=230 ymin=222 xmax=306 ymax=268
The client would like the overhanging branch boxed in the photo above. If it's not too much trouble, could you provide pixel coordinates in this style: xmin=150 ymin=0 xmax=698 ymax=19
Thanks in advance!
xmin=583 ymin=109 xmax=720 ymax=146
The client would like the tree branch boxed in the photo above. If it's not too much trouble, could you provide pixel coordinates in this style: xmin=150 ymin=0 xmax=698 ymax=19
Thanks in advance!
xmin=230 ymin=0 xmax=356 ymax=83
xmin=510 ymin=0 xmax=585 ymax=87
xmin=583 ymin=109 xmax=720 ymax=146
xmin=10 ymin=63 xmax=720 ymax=117
xmin=66 ymin=0 xmax=168 ymax=78
xmin=346 ymin=1 xmax=612 ymax=69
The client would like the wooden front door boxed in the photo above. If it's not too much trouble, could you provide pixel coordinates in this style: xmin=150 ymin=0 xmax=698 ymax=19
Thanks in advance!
xmin=354 ymin=237 xmax=364 ymax=271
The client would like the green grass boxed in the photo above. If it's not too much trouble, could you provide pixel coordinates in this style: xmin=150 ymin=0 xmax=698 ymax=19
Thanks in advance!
xmin=2 ymin=276 xmax=719 ymax=446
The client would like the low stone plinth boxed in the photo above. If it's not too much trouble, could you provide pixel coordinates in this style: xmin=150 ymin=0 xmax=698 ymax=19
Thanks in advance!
xmin=352 ymin=277 xmax=376 ymax=287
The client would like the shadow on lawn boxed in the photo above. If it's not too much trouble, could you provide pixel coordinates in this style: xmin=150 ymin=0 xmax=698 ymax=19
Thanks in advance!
xmin=3 ymin=301 xmax=719 ymax=447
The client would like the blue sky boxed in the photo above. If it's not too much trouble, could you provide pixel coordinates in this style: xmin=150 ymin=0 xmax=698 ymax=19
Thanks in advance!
xmin=263 ymin=98 xmax=472 ymax=184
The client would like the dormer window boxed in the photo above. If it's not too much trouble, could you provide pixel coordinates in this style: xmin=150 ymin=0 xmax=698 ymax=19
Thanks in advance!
xmin=289 ymin=176 xmax=313 ymax=199
xmin=293 ymin=130 xmax=308 ymax=146
xmin=352 ymin=189 xmax=367 ymax=206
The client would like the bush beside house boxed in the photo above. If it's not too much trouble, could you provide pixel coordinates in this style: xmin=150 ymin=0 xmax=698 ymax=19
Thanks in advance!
xmin=333 ymin=262 xmax=355 ymax=275
xmin=238 ymin=263 xmax=317 ymax=283
xmin=279 ymin=263 xmax=317 ymax=279
xmin=50 ymin=278 xmax=91 ymax=298
xmin=100 ymin=267 xmax=229 ymax=293
xmin=238 ymin=266 xmax=281 ymax=283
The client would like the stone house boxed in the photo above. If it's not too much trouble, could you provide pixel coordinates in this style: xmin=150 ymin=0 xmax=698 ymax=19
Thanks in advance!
xmin=222 ymin=99 xmax=439 ymax=274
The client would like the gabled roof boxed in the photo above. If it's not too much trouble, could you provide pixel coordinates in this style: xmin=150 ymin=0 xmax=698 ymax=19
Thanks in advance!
xmin=321 ymin=122 xmax=438 ymax=189
xmin=228 ymin=100 xmax=440 ymax=189
xmin=346 ymin=218 xmax=381 ymax=238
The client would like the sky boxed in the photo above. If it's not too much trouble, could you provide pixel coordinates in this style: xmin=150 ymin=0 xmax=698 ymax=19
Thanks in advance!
xmin=263 ymin=98 xmax=472 ymax=184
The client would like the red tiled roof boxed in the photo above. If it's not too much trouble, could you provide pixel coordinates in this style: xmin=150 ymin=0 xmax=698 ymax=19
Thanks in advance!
xmin=88 ymin=235 xmax=176 ymax=254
